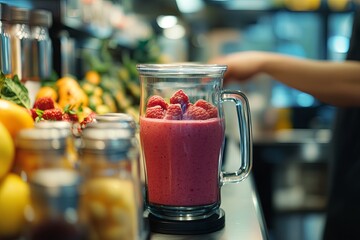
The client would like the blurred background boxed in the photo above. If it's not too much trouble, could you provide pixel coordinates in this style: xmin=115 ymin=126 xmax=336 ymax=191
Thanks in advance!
xmin=1 ymin=0 xmax=356 ymax=239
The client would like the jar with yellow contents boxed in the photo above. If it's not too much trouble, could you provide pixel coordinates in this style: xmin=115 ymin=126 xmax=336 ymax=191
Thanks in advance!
xmin=79 ymin=124 xmax=142 ymax=240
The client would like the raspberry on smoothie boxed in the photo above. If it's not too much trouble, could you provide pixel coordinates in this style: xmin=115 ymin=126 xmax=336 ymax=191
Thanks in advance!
xmin=144 ymin=90 xmax=219 ymax=120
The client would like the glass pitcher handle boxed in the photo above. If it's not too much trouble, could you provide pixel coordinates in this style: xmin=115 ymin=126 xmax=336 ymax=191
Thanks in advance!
xmin=220 ymin=90 xmax=253 ymax=185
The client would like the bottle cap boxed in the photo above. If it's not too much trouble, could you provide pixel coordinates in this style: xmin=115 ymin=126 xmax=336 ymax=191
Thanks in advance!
xmin=10 ymin=7 xmax=30 ymax=24
xmin=0 ymin=3 xmax=10 ymax=22
xmin=30 ymin=9 xmax=52 ymax=27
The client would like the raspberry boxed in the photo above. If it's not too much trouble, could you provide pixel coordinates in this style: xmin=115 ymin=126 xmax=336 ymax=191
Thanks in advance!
xmin=145 ymin=105 xmax=165 ymax=119
xmin=183 ymin=105 xmax=210 ymax=120
xmin=62 ymin=113 xmax=79 ymax=122
xmin=80 ymin=112 xmax=96 ymax=128
xmin=164 ymin=104 xmax=182 ymax=120
xmin=194 ymin=99 xmax=218 ymax=118
xmin=147 ymin=95 xmax=168 ymax=110
xmin=29 ymin=108 xmax=39 ymax=121
xmin=33 ymin=97 xmax=55 ymax=110
xmin=42 ymin=108 xmax=63 ymax=121
xmin=170 ymin=90 xmax=189 ymax=110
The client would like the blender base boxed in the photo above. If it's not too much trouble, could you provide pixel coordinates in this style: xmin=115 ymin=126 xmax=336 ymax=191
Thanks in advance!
xmin=148 ymin=208 xmax=225 ymax=235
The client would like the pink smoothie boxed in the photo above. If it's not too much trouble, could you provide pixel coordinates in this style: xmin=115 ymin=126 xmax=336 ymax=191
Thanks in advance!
xmin=140 ymin=117 xmax=224 ymax=206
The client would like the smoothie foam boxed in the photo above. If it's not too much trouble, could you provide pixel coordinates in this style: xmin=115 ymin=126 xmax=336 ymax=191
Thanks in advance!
xmin=140 ymin=117 xmax=224 ymax=206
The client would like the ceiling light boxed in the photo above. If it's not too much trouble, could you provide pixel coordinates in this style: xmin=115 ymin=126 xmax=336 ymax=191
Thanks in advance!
xmin=176 ymin=0 xmax=205 ymax=13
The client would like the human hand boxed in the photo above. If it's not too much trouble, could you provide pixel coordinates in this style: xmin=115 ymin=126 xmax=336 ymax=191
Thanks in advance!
xmin=209 ymin=51 xmax=267 ymax=84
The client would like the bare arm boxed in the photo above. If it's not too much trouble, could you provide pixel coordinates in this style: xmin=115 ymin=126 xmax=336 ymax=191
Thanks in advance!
xmin=211 ymin=51 xmax=360 ymax=107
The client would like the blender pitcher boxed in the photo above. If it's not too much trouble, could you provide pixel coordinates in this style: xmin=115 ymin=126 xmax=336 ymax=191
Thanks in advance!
xmin=138 ymin=64 xmax=252 ymax=234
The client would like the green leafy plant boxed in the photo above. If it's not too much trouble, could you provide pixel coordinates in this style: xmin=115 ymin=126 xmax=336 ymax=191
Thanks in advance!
xmin=0 ymin=73 xmax=30 ymax=109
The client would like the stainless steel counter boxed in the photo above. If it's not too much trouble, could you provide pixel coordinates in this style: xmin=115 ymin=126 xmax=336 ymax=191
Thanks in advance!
xmin=148 ymin=176 xmax=267 ymax=240
xmin=149 ymin=139 xmax=268 ymax=240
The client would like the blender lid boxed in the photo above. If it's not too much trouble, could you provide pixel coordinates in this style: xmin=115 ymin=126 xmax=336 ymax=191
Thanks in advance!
xmin=136 ymin=63 xmax=227 ymax=77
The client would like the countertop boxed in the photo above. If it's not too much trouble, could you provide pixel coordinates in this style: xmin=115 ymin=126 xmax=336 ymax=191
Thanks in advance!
xmin=148 ymin=139 xmax=268 ymax=240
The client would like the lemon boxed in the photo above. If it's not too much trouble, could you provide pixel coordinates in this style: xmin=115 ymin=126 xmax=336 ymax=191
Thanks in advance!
xmin=85 ymin=70 xmax=101 ymax=85
xmin=0 ymin=122 xmax=14 ymax=179
xmin=78 ymin=106 xmax=94 ymax=122
xmin=285 ymin=0 xmax=320 ymax=10
xmin=0 ymin=99 xmax=34 ymax=140
xmin=0 ymin=173 xmax=30 ymax=238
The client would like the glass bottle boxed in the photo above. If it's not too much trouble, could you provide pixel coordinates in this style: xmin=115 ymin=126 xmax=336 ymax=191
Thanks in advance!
xmin=9 ymin=6 xmax=31 ymax=80
xmin=29 ymin=9 xmax=53 ymax=81
xmin=9 ymin=6 xmax=34 ymax=105
xmin=14 ymin=128 xmax=74 ymax=182
xmin=0 ymin=3 xmax=12 ymax=76
xmin=79 ymin=124 xmax=142 ymax=240
xmin=25 ymin=168 xmax=87 ymax=240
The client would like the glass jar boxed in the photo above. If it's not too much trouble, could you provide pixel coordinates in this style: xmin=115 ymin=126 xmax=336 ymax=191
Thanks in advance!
xmin=0 ymin=3 xmax=12 ymax=76
xmin=25 ymin=168 xmax=87 ymax=240
xmin=91 ymin=114 xmax=145 ymax=220
xmin=79 ymin=125 xmax=142 ymax=240
xmin=93 ymin=113 xmax=141 ymax=182
xmin=14 ymin=128 xmax=74 ymax=181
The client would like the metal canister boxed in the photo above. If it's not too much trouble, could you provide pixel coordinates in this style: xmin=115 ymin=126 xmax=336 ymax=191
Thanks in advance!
xmin=9 ymin=6 xmax=31 ymax=80
xmin=0 ymin=3 xmax=11 ymax=75
xmin=29 ymin=9 xmax=53 ymax=81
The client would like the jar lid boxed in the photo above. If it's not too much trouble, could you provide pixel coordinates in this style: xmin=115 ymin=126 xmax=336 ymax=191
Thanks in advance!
xmin=0 ymin=3 xmax=10 ymax=22
xmin=15 ymin=128 xmax=68 ymax=150
xmin=81 ymin=127 xmax=134 ymax=152
xmin=10 ymin=7 xmax=30 ymax=24
xmin=35 ymin=120 xmax=71 ymax=131
xmin=94 ymin=113 xmax=137 ymax=132
xmin=30 ymin=9 xmax=52 ymax=27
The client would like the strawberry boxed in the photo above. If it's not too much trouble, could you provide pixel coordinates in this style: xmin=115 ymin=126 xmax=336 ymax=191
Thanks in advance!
xmin=170 ymin=90 xmax=189 ymax=111
xmin=145 ymin=105 xmax=165 ymax=119
xmin=183 ymin=105 xmax=210 ymax=120
xmin=147 ymin=95 xmax=168 ymax=110
xmin=42 ymin=108 xmax=63 ymax=121
xmin=194 ymin=99 xmax=218 ymax=118
xmin=33 ymin=97 xmax=55 ymax=110
xmin=164 ymin=104 xmax=182 ymax=120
